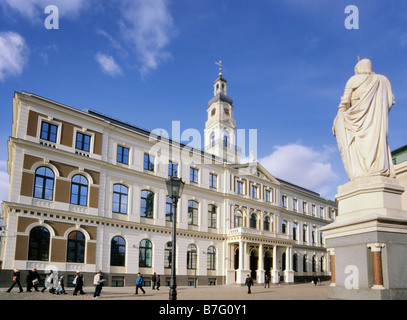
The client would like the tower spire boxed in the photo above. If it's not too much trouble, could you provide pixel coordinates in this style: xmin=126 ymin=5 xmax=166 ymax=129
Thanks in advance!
xmin=215 ymin=60 xmax=222 ymax=77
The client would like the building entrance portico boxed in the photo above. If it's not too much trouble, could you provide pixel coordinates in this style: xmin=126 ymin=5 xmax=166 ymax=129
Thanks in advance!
xmin=226 ymin=238 xmax=294 ymax=285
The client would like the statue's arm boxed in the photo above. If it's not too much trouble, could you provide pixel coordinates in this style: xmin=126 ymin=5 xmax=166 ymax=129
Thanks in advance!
xmin=338 ymin=77 xmax=355 ymax=111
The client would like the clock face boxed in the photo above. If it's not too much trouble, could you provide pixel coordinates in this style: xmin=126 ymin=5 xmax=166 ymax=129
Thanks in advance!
xmin=224 ymin=108 xmax=229 ymax=115
xmin=211 ymin=108 xmax=216 ymax=116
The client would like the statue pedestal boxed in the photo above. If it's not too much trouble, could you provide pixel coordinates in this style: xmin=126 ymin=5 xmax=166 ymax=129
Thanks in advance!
xmin=322 ymin=176 xmax=407 ymax=299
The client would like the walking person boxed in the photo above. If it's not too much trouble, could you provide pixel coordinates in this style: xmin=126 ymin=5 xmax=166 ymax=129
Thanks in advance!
xmin=72 ymin=272 xmax=85 ymax=295
xmin=156 ymin=275 xmax=161 ymax=290
xmin=6 ymin=268 xmax=23 ymax=293
xmin=245 ymin=274 xmax=253 ymax=294
xmin=41 ymin=270 xmax=53 ymax=293
xmin=264 ymin=274 xmax=270 ymax=288
xmin=135 ymin=272 xmax=146 ymax=295
xmin=56 ymin=276 xmax=66 ymax=295
xmin=27 ymin=268 xmax=40 ymax=292
xmin=152 ymin=272 xmax=157 ymax=290
xmin=93 ymin=270 xmax=105 ymax=299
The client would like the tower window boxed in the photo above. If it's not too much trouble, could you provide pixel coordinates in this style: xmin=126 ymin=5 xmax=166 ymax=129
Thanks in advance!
xmin=223 ymin=131 xmax=230 ymax=147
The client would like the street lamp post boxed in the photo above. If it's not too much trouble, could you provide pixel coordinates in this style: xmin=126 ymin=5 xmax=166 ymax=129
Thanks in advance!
xmin=166 ymin=176 xmax=185 ymax=301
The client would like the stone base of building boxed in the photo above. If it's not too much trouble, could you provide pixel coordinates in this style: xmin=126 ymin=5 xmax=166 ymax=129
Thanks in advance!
xmin=322 ymin=176 xmax=407 ymax=300
xmin=0 ymin=270 xmax=226 ymax=288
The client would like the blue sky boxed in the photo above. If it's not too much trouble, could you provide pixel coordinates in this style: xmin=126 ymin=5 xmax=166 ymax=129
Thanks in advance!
xmin=1 ymin=0 xmax=407 ymax=202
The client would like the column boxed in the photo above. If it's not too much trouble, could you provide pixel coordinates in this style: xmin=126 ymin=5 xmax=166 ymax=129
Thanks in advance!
xmin=284 ymin=246 xmax=294 ymax=283
xmin=367 ymin=243 xmax=385 ymax=290
xmin=257 ymin=243 xmax=265 ymax=283
xmin=327 ymin=248 xmax=335 ymax=287
xmin=271 ymin=245 xmax=279 ymax=283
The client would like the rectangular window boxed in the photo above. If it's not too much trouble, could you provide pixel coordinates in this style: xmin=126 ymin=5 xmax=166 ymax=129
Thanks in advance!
xmin=209 ymin=173 xmax=217 ymax=188
xmin=303 ymin=201 xmax=307 ymax=213
xmin=168 ymin=161 xmax=178 ymax=177
xmin=282 ymin=195 xmax=287 ymax=208
xmin=40 ymin=121 xmax=58 ymax=143
xmin=190 ymin=168 xmax=198 ymax=183
xmin=75 ymin=132 xmax=91 ymax=152
xmin=265 ymin=189 xmax=270 ymax=202
xmin=293 ymin=199 xmax=297 ymax=211
xmin=236 ymin=181 xmax=243 ymax=194
xmin=144 ymin=153 xmax=154 ymax=171
xmin=251 ymin=185 xmax=258 ymax=199
xmin=117 ymin=145 xmax=129 ymax=164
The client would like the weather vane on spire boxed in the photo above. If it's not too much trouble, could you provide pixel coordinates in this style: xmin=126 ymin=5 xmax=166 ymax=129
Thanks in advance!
xmin=215 ymin=60 xmax=222 ymax=76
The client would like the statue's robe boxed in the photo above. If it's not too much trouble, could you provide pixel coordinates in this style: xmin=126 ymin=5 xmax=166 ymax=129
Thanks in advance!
xmin=333 ymin=72 xmax=395 ymax=181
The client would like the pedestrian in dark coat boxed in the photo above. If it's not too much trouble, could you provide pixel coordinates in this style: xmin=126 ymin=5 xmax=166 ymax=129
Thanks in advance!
xmin=73 ymin=272 xmax=85 ymax=295
xmin=27 ymin=268 xmax=40 ymax=292
xmin=156 ymin=275 xmax=161 ymax=290
xmin=6 ymin=269 xmax=23 ymax=293
xmin=152 ymin=272 xmax=157 ymax=290
xmin=264 ymin=274 xmax=270 ymax=288
xmin=245 ymin=274 xmax=253 ymax=294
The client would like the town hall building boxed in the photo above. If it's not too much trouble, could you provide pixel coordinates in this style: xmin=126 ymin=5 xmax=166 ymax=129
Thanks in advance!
xmin=0 ymin=70 xmax=337 ymax=287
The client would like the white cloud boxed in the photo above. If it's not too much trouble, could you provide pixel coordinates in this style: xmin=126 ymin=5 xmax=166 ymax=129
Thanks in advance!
xmin=95 ymin=52 xmax=123 ymax=77
xmin=119 ymin=0 xmax=175 ymax=75
xmin=259 ymin=143 xmax=338 ymax=197
xmin=1 ymin=0 xmax=87 ymax=19
xmin=0 ymin=32 xmax=29 ymax=81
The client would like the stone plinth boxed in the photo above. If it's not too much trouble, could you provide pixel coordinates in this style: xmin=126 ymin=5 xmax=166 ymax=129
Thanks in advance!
xmin=322 ymin=176 xmax=407 ymax=299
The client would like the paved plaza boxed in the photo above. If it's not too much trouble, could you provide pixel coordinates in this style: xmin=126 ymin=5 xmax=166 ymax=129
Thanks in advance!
xmin=0 ymin=282 xmax=329 ymax=301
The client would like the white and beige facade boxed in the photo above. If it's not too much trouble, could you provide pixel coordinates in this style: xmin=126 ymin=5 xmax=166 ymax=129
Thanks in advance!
xmin=0 ymin=74 xmax=337 ymax=287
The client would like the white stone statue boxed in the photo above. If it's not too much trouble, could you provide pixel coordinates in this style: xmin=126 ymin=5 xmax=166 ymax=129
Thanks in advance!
xmin=333 ymin=59 xmax=395 ymax=181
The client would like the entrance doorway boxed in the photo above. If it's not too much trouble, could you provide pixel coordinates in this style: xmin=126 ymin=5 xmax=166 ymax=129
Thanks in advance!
xmin=264 ymin=251 xmax=273 ymax=277
xmin=250 ymin=250 xmax=258 ymax=280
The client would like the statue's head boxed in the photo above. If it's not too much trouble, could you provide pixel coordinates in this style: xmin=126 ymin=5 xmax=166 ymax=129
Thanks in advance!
xmin=354 ymin=59 xmax=373 ymax=75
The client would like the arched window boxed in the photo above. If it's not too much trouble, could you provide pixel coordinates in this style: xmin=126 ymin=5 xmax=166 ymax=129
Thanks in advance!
xmin=293 ymin=222 xmax=297 ymax=240
xmin=312 ymin=226 xmax=316 ymax=244
xmin=234 ymin=210 xmax=243 ymax=228
xmin=111 ymin=236 xmax=126 ymax=266
xmin=187 ymin=244 xmax=197 ymax=269
xmin=264 ymin=216 xmax=270 ymax=231
xmin=112 ymin=184 xmax=128 ymax=214
xmin=293 ymin=253 xmax=298 ymax=272
xmin=250 ymin=213 xmax=257 ymax=229
xmin=28 ymin=226 xmax=50 ymax=261
xmin=139 ymin=239 xmax=152 ymax=267
xmin=303 ymin=224 xmax=308 ymax=242
xmin=70 ymin=174 xmax=88 ymax=206
xmin=140 ymin=190 xmax=154 ymax=218
xmin=303 ymin=254 xmax=308 ymax=272
xmin=312 ymin=255 xmax=317 ymax=273
xmin=282 ymin=220 xmax=287 ymax=233
xmin=223 ymin=131 xmax=230 ymax=147
xmin=188 ymin=200 xmax=198 ymax=226
xmin=208 ymin=204 xmax=217 ymax=229
xmin=207 ymin=246 xmax=216 ymax=270
xmin=164 ymin=242 xmax=172 ymax=269
xmin=67 ymin=231 xmax=85 ymax=263
xmin=33 ymin=166 xmax=54 ymax=200
xmin=320 ymin=256 xmax=325 ymax=272
xmin=165 ymin=196 xmax=174 ymax=222
xmin=210 ymin=132 xmax=215 ymax=148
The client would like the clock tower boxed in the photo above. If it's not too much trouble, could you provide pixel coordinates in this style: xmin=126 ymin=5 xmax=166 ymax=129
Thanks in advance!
xmin=204 ymin=63 xmax=240 ymax=163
